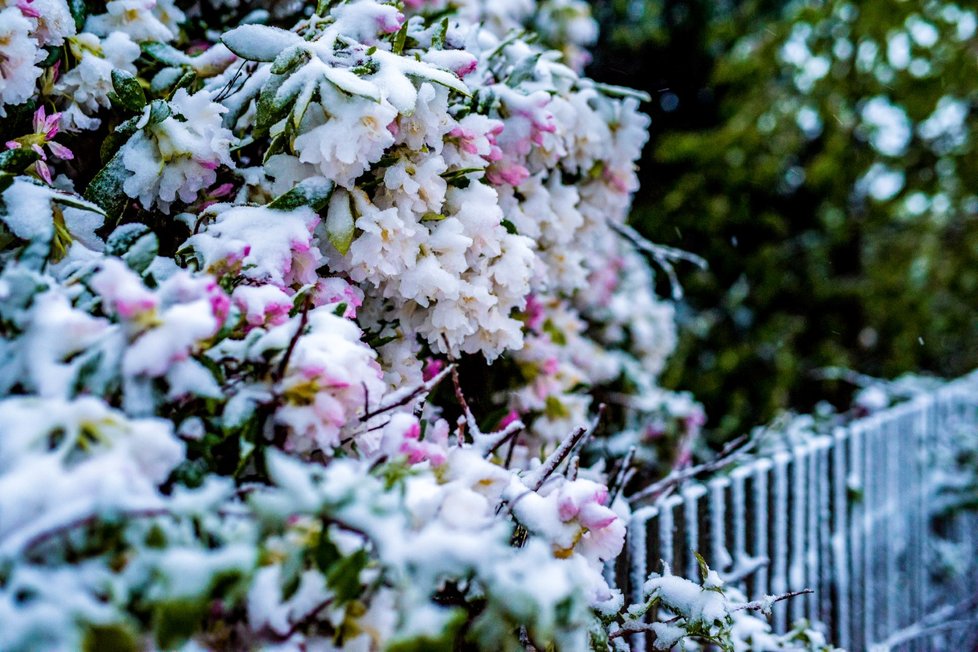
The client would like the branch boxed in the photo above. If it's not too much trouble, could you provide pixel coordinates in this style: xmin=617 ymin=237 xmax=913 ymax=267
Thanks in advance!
xmin=610 ymin=221 xmax=706 ymax=300
xmin=275 ymin=296 xmax=311 ymax=382
xmin=607 ymin=445 xmax=637 ymax=504
xmin=732 ymin=588 xmax=813 ymax=615
xmin=608 ymin=589 xmax=813 ymax=641
xmin=628 ymin=433 xmax=756 ymax=505
xmin=357 ymin=364 xmax=454 ymax=423
xmin=523 ymin=407 xmax=603 ymax=492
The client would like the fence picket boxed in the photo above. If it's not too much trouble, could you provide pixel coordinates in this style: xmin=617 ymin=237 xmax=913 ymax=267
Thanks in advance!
xmin=623 ymin=373 xmax=978 ymax=651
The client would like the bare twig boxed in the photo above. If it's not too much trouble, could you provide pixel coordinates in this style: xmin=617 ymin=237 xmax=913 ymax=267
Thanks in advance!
xmin=275 ymin=297 xmax=311 ymax=382
xmin=610 ymin=221 xmax=707 ymax=300
xmin=607 ymin=445 xmax=637 ymax=504
xmin=357 ymin=364 xmax=454 ymax=423
xmin=566 ymin=454 xmax=580 ymax=481
xmin=523 ymin=426 xmax=587 ymax=492
xmin=628 ymin=433 xmax=756 ymax=505
xmin=608 ymin=589 xmax=813 ymax=640
xmin=266 ymin=597 xmax=335 ymax=642
xmin=732 ymin=589 xmax=813 ymax=614
xmin=482 ymin=420 xmax=525 ymax=457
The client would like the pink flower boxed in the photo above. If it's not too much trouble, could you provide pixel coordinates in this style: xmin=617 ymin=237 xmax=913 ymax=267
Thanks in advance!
xmin=555 ymin=479 xmax=625 ymax=562
xmin=376 ymin=10 xmax=405 ymax=33
xmin=382 ymin=415 xmax=449 ymax=466
xmin=16 ymin=0 xmax=40 ymax=18
xmin=422 ymin=358 xmax=445 ymax=381
xmin=498 ymin=409 xmax=521 ymax=429
xmin=487 ymin=161 xmax=530 ymax=187
xmin=312 ymin=277 xmax=363 ymax=318
xmin=91 ymin=259 xmax=159 ymax=322
xmin=5 ymin=107 xmax=74 ymax=184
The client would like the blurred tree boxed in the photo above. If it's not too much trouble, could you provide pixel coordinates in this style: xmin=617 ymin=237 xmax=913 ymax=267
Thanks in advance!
xmin=590 ymin=0 xmax=978 ymax=441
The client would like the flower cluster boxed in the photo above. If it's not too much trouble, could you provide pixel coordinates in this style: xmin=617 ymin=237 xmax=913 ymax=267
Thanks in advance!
xmin=0 ymin=1 xmax=814 ymax=650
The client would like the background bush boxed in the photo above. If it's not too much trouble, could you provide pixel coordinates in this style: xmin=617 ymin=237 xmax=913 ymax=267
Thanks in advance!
xmin=590 ymin=0 xmax=978 ymax=441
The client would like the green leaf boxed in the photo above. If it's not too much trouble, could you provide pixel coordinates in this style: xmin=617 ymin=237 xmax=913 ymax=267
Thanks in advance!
xmin=324 ymin=189 xmax=355 ymax=255
xmin=142 ymin=42 xmax=193 ymax=66
xmin=83 ymin=624 xmax=139 ymax=652
xmin=110 ymin=69 xmax=147 ymax=112
xmin=268 ymin=177 xmax=335 ymax=212
xmin=314 ymin=529 xmax=342 ymax=574
xmin=123 ymin=231 xmax=159 ymax=274
xmin=325 ymin=549 xmax=369 ymax=603
xmin=152 ymin=599 xmax=206 ymax=651
xmin=0 ymin=148 xmax=40 ymax=173
xmin=100 ymin=115 xmax=142 ymax=162
xmin=432 ymin=17 xmax=449 ymax=49
xmin=41 ymin=46 xmax=61 ymax=68
xmin=106 ymin=223 xmax=152 ymax=257
xmin=221 ymin=24 xmax=303 ymax=62
xmin=168 ymin=70 xmax=197 ymax=95
xmin=84 ymin=149 xmax=130 ymax=221
xmin=255 ymin=74 xmax=291 ymax=134
xmin=506 ymin=53 xmax=541 ymax=86
xmin=392 ymin=21 xmax=409 ymax=55
xmin=147 ymin=99 xmax=172 ymax=125
xmin=271 ymin=45 xmax=310 ymax=75
xmin=69 ymin=0 xmax=88 ymax=31
xmin=693 ymin=551 xmax=711 ymax=583
xmin=592 ymin=81 xmax=652 ymax=103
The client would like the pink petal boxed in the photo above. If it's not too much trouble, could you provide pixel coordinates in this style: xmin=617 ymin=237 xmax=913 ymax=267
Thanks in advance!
xmin=35 ymin=161 xmax=52 ymax=184
xmin=5 ymin=141 xmax=21 ymax=150
xmin=18 ymin=2 xmax=41 ymax=18
xmin=45 ymin=112 xmax=61 ymax=133
xmin=32 ymin=106 xmax=45 ymax=133
xmin=31 ymin=143 xmax=47 ymax=160
xmin=48 ymin=142 xmax=73 ymax=160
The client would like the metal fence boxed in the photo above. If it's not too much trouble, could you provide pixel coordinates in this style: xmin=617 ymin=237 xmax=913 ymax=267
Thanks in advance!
xmin=621 ymin=373 xmax=978 ymax=651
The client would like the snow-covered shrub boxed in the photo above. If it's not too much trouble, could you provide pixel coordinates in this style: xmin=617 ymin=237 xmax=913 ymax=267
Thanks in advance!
xmin=0 ymin=1 xmax=817 ymax=649
xmin=615 ymin=558 xmax=835 ymax=651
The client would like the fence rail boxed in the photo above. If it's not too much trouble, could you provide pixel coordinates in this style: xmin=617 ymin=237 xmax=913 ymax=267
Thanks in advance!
xmin=622 ymin=373 xmax=978 ymax=651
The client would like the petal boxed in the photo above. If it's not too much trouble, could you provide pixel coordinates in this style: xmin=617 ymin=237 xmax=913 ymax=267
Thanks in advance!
xmin=48 ymin=142 xmax=74 ymax=160
xmin=33 ymin=106 xmax=45 ymax=133
xmin=35 ymin=161 xmax=52 ymax=185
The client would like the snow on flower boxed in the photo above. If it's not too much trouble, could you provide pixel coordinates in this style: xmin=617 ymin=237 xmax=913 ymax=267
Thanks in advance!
xmin=55 ymin=31 xmax=141 ymax=131
xmin=0 ymin=6 xmax=42 ymax=116
xmin=122 ymin=88 xmax=234 ymax=211
xmin=0 ymin=1 xmax=772 ymax=651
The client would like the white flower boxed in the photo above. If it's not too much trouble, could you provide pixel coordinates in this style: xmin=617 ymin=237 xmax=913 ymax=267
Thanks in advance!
xmin=17 ymin=0 xmax=75 ymax=46
xmin=188 ymin=204 xmax=322 ymax=288
xmin=56 ymin=32 xmax=141 ymax=131
xmin=294 ymin=85 xmax=398 ymax=188
xmin=122 ymin=89 xmax=234 ymax=211
xmin=0 ymin=7 xmax=42 ymax=116
xmin=85 ymin=0 xmax=185 ymax=43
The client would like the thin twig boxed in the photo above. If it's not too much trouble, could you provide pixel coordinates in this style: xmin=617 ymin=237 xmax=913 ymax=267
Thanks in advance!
xmin=275 ymin=297 xmax=311 ymax=382
xmin=607 ymin=445 xmax=637 ymax=504
xmin=608 ymin=589 xmax=813 ymax=640
xmin=610 ymin=221 xmax=707 ymax=300
xmin=628 ymin=433 xmax=756 ymax=505
xmin=357 ymin=364 xmax=453 ymax=423
xmin=524 ymin=426 xmax=588 ymax=492
xmin=732 ymin=589 xmax=814 ymax=614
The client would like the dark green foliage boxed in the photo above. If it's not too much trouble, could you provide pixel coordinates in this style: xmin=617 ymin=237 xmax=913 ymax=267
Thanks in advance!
xmin=591 ymin=0 xmax=978 ymax=441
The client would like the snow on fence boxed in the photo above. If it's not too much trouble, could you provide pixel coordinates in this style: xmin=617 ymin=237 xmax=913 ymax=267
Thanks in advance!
xmin=620 ymin=372 xmax=978 ymax=651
